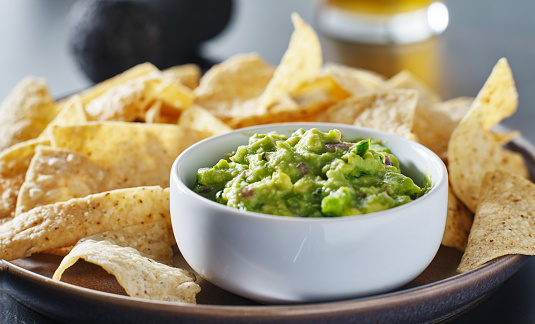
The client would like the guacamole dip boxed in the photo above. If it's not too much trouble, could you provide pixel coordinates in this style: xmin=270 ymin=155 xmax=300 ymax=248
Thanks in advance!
xmin=194 ymin=128 xmax=428 ymax=217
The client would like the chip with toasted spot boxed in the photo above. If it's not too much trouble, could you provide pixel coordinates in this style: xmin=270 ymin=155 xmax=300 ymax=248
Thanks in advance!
xmin=457 ymin=170 xmax=535 ymax=273
xmin=53 ymin=238 xmax=199 ymax=303
xmin=0 ymin=186 xmax=170 ymax=261
xmin=448 ymin=58 xmax=528 ymax=212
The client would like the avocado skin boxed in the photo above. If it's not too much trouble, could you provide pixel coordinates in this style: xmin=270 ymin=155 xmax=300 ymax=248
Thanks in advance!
xmin=68 ymin=0 xmax=233 ymax=83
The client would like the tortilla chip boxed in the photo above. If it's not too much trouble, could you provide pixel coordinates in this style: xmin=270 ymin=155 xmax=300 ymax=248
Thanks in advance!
xmin=193 ymin=53 xmax=275 ymax=120
xmin=144 ymin=78 xmax=193 ymax=115
xmin=51 ymin=122 xmax=182 ymax=188
xmin=441 ymin=184 xmax=473 ymax=252
xmin=53 ymin=238 xmax=199 ymax=303
xmin=162 ymin=64 xmax=201 ymax=90
xmin=256 ymin=13 xmax=322 ymax=112
xmin=84 ymin=74 xmax=150 ymax=122
xmin=448 ymin=58 xmax=528 ymax=212
xmin=315 ymin=89 xmax=418 ymax=140
xmin=0 ymin=77 xmax=59 ymax=151
xmin=227 ymin=91 xmax=334 ymax=129
xmin=0 ymin=138 xmax=50 ymax=223
xmin=177 ymin=105 xmax=232 ymax=151
xmin=319 ymin=63 xmax=384 ymax=96
xmin=75 ymin=62 xmax=159 ymax=106
xmin=0 ymin=186 xmax=170 ymax=261
xmin=39 ymin=95 xmax=88 ymax=140
xmin=414 ymin=97 xmax=473 ymax=160
xmin=457 ymin=170 xmax=535 ymax=273
xmin=15 ymin=146 xmax=108 ymax=215
xmin=382 ymin=69 xmax=441 ymax=109
xmin=75 ymin=221 xmax=173 ymax=265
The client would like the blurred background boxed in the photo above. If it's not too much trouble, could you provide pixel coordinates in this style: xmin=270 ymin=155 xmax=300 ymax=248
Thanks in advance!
xmin=0 ymin=0 xmax=534 ymax=142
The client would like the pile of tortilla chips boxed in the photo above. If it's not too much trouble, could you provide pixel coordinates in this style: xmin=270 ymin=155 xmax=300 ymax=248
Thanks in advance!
xmin=0 ymin=13 xmax=533 ymax=303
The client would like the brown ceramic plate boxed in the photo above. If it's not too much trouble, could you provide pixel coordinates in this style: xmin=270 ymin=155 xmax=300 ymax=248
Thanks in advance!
xmin=1 ymin=134 xmax=534 ymax=324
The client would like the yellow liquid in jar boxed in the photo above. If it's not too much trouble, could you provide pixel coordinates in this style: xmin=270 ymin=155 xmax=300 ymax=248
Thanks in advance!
xmin=327 ymin=0 xmax=434 ymax=15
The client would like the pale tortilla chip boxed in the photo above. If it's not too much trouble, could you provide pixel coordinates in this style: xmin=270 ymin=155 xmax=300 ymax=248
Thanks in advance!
xmin=53 ymin=238 xmax=199 ymax=303
xmin=457 ymin=170 xmax=535 ymax=273
xmin=0 ymin=138 xmax=50 ymax=223
xmin=414 ymin=97 xmax=473 ymax=160
xmin=162 ymin=64 xmax=201 ymax=90
xmin=84 ymin=74 xmax=151 ymax=122
xmin=315 ymin=89 xmax=418 ymax=140
xmin=256 ymin=13 xmax=322 ymax=112
xmin=227 ymin=91 xmax=334 ymax=129
xmin=448 ymin=58 xmax=528 ymax=212
xmin=441 ymin=184 xmax=473 ymax=252
xmin=0 ymin=186 xmax=170 ymax=261
xmin=0 ymin=77 xmax=59 ymax=151
xmin=15 ymin=146 xmax=108 ymax=215
xmin=193 ymin=53 xmax=275 ymax=120
xmin=74 ymin=62 xmax=159 ymax=106
xmin=319 ymin=63 xmax=385 ymax=96
xmin=51 ymin=122 xmax=182 ymax=188
xmin=177 ymin=105 xmax=232 ymax=151
xmin=39 ymin=95 xmax=88 ymax=140
xmin=382 ymin=69 xmax=441 ymax=109
xmin=73 ymin=221 xmax=173 ymax=265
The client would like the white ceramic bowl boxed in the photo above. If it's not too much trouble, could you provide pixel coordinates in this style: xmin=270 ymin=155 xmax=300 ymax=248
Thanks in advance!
xmin=170 ymin=123 xmax=448 ymax=304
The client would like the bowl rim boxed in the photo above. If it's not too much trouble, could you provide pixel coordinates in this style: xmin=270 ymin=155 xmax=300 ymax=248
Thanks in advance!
xmin=171 ymin=122 xmax=448 ymax=224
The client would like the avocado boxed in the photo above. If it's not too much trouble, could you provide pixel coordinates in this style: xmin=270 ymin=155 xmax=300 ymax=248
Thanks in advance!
xmin=68 ymin=0 xmax=233 ymax=83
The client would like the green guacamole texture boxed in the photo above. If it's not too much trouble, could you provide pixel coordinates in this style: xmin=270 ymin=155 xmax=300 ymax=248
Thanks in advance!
xmin=193 ymin=128 xmax=428 ymax=217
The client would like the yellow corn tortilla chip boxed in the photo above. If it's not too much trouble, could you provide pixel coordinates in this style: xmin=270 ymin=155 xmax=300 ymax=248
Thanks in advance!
xmin=144 ymin=78 xmax=194 ymax=114
xmin=457 ymin=170 xmax=535 ymax=273
xmin=227 ymin=91 xmax=335 ymax=129
xmin=0 ymin=77 xmax=59 ymax=151
xmin=74 ymin=62 xmax=159 ymax=107
xmin=84 ymin=74 xmax=152 ymax=122
xmin=0 ymin=138 xmax=50 ymax=223
xmin=193 ymin=53 xmax=275 ymax=120
xmin=0 ymin=186 xmax=170 ymax=261
xmin=315 ymin=89 xmax=418 ymax=140
xmin=382 ymin=69 xmax=441 ymax=109
xmin=53 ymin=239 xmax=199 ymax=303
xmin=319 ymin=63 xmax=385 ymax=96
xmin=177 ymin=105 xmax=232 ymax=151
xmin=448 ymin=58 xmax=528 ymax=212
xmin=256 ymin=13 xmax=322 ymax=112
xmin=51 ymin=122 xmax=182 ymax=188
xmin=162 ymin=64 xmax=201 ymax=90
xmin=39 ymin=95 xmax=88 ymax=140
xmin=441 ymin=184 xmax=473 ymax=252
xmin=15 ymin=146 xmax=108 ymax=215
xmin=74 ymin=221 xmax=173 ymax=265
xmin=414 ymin=97 xmax=473 ymax=160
